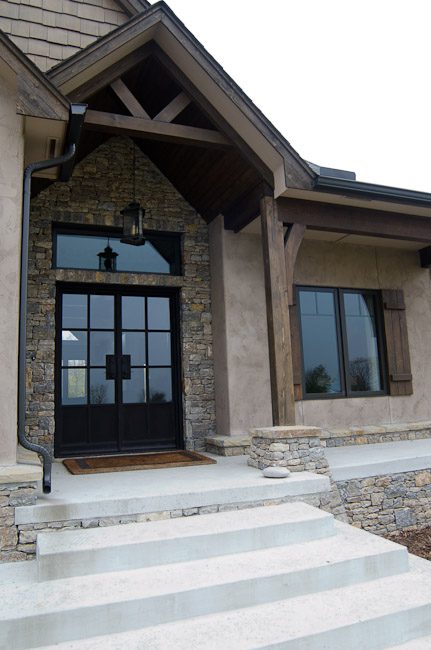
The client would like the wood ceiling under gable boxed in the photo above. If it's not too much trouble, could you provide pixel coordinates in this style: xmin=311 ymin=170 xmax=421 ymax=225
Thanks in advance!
xmin=61 ymin=51 xmax=267 ymax=226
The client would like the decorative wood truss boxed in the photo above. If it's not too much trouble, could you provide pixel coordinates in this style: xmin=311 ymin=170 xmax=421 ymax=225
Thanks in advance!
xmin=85 ymin=76 xmax=231 ymax=148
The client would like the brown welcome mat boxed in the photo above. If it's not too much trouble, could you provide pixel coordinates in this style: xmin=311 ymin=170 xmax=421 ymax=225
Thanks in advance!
xmin=63 ymin=450 xmax=216 ymax=475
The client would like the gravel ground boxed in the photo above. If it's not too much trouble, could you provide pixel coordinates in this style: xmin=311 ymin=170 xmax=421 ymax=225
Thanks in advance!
xmin=386 ymin=527 xmax=431 ymax=561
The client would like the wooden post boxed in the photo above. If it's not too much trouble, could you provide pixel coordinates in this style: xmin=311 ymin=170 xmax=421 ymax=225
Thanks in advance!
xmin=260 ymin=195 xmax=295 ymax=425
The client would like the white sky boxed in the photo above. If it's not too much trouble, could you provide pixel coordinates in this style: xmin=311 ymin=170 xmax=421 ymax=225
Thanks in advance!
xmin=165 ymin=0 xmax=431 ymax=193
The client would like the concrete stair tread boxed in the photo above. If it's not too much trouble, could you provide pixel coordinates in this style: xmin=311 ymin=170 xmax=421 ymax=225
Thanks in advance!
xmin=36 ymin=502 xmax=336 ymax=579
xmin=37 ymin=501 xmax=333 ymax=555
xmin=0 ymin=522 xmax=407 ymax=621
xmin=33 ymin=567 xmax=431 ymax=650
xmin=389 ymin=636 xmax=431 ymax=649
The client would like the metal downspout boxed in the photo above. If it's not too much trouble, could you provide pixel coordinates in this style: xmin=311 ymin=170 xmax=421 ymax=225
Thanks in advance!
xmin=18 ymin=104 xmax=86 ymax=494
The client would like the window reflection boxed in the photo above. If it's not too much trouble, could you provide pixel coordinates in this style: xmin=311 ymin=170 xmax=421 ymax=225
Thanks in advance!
xmin=299 ymin=290 xmax=342 ymax=394
xmin=344 ymin=293 xmax=382 ymax=392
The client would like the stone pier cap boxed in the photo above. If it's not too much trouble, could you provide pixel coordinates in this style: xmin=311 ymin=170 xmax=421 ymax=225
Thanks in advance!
xmin=250 ymin=426 xmax=322 ymax=440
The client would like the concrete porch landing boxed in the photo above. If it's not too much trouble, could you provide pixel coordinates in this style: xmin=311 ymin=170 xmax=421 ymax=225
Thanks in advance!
xmin=15 ymin=455 xmax=329 ymax=526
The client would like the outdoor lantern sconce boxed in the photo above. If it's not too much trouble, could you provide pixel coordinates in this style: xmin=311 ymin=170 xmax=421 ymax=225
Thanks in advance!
xmin=120 ymin=201 xmax=146 ymax=246
xmin=97 ymin=241 xmax=118 ymax=271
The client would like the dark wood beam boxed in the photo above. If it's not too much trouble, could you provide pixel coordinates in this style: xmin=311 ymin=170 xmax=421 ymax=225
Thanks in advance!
xmin=110 ymin=78 xmax=150 ymax=119
xmin=284 ymin=224 xmax=306 ymax=306
xmin=153 ymin=45 xmax=274 ymax=185
xmin=277 ymin=197 xmax=431 ymax=243
xmin=261 ymin=195 xmax=296 ymax=426
xmin=67 ymin=45 xmax=152 ymax=103
xmin=420 ymin=246 xmax=431 ymax=268
xmin=154 ymin=91 xmax=191 ymax=122
xmin=85 ymin=109 xmax=232 ymax=147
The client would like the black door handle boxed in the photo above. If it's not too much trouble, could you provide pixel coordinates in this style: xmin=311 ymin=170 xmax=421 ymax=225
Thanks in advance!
xmin=121 ymin=354 xmax=131 ymax=380
xmin=106 ymin=355 xmax=116 ymax=380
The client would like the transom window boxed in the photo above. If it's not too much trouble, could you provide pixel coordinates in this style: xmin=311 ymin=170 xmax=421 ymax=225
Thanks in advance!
xmin=53 ymin=227 xmax=181 ymax=275
xmin=298 ymin=287 xmax=386 ymax=398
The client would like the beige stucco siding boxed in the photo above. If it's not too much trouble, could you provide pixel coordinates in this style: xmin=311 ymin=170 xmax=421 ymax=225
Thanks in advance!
xmin=0 ymin=0 xmax=128 ymax=71
xmin=209 ymin=217 xmax=272 ymax=436
xmin=294 ymin=239 xmax=431 ymax=428
xmin=0 ymin=68 xmax=24 ymax=465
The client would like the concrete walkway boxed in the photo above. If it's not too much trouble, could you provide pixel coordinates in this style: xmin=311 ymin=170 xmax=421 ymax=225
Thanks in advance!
xmin=326 ymin=438 xmax=431 ymax=480
xmin=15 ymin=456 xmax=329 ymax=525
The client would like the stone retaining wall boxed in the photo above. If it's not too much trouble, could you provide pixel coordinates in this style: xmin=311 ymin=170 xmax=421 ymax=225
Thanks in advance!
xmin=0 ymin=482 xmax=38 ymax=562
xmin=321 ymin=422 xmax=431 ymax=448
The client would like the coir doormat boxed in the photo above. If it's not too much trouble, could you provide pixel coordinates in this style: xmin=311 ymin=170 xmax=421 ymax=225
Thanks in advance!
xmin=63 ymin=450 xmax=216 ymax=475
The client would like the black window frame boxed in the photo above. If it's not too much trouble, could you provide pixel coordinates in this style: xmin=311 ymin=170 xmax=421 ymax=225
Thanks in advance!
xmin=297 ymin=285 xmax=388 ymax=400
xmin=52 ymin=223 xmax=183 ymax=276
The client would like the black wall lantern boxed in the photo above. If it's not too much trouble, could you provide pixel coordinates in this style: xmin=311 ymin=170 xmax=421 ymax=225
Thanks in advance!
xmin=97 ymin=239 xmax=118 ymax=271
xmin=120 ymin=201 xmax=146 ymax=246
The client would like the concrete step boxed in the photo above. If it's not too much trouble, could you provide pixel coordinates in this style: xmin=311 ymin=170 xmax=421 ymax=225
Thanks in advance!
xmin=35 ymin=566 xmax=431 ymax=650
xmin=36 ymin=502 xmax=336 ymax=580
xmin=0 ymin=522 xmax=408 ymax=649
xmin=389 ymin=636 xmax=431 ymax=649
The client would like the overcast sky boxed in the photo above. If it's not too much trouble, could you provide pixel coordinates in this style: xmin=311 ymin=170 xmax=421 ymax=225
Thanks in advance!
xmin=165 ymin=0 xmax=431 ymax=193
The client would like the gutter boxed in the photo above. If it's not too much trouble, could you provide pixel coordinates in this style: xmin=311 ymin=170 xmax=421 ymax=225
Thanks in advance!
xmin=18 ymin=103 xmax=87 ymax=494
xmin=314 ymin=175 xmax=431 ymax=209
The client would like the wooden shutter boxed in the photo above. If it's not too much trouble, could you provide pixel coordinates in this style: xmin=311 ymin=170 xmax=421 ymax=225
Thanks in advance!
xmin=381 ymin=289 xmax=413 ymax=396
xmin=289 ymin=294 xmax=303 ymax=401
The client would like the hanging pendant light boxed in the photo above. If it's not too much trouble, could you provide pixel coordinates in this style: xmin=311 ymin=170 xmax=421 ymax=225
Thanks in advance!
xmin=120 ymin=142 xmax=146 ymax=246
xmin=97 ymin=237 xmax=118 ymax=271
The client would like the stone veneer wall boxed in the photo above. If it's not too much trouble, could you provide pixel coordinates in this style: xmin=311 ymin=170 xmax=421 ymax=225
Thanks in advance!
xmin=0 ymin=482 xmax=38 ymax=562
xmin=27 ymin=136 xmax=215 ymax=452
xmin=249 ymin=426 xmax=431 ymax=535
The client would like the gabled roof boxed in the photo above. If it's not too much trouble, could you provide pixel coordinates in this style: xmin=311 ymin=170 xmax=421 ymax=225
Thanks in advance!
xmin=117 ymin=0 xmax=151 ymax=15
xmin=47 ymin=2 xmax=315 ymax=196
xmin=0 ymin=30 xmax=69 ymax=121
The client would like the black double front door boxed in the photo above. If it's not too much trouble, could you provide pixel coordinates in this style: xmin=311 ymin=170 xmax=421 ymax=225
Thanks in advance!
xmin=55 ymin=284 xmax=182 ymax=457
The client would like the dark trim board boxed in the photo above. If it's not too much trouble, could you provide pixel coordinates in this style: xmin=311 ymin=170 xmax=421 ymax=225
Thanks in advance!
xmin=277 ymin=197 xmax=431 ymax=243
xmin=54 ymin=282 xmax=184 ymax=458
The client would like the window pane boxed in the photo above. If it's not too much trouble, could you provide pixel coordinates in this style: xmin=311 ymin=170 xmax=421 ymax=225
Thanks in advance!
xmin=62 ymin=294 xmax=87 ymax=329
xmin=123 ymin=369 xmax=146 ymax=404
xmin=148 ymin=297 xmax=170 ymax=330
xmin=122 ymin=332 xmax=146 ymax=366
xmin=89 ymin=370 xmax=115 ymax=404
xmin=62 ymin=368 xmax=86 ymax=405
xmin=149 ymin=368 xmax=172 ymax=403
xmin=122 ymin=296 xmax=145 ymax=329
xmin=148 ymin=332 xmax=171 ymax=366
xmin=299 ymin=290 xmax=342 ymax=395
xmin=62 ymin=331 xmax=87 ymax=367
xmin=344 ymin=292 xmax=382 ymax=392
xmin=90 ymin=332 xmax=114 ymax=366
xmin=90 ymin=295 xmax=114 ymax=329
xmin=55 ymin=233 xmax=177 ymax=275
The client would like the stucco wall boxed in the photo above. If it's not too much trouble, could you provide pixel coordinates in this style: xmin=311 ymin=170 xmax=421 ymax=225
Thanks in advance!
xmin=27 ymin=136 xmax=215 ymax=452
xmin=209 ymin=218 xmax=272 ymax=436
xmin=294 ymin=239 xmax=431 ymax=428
xmin=0 ymin=68 xmax=23 ymax=466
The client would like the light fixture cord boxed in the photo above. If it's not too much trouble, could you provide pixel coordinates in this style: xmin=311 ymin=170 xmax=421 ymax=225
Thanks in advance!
xmin=133 ymin=141 xmax=136 ymax=203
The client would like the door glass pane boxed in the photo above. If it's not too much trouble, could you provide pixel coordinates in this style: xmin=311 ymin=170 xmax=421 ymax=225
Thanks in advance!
xmin=344 ymin=292 xmax=382 ymax=392
xmin=62 ymin=331 xmax=87 ymax=367
xmin=90 ymin=332 xmax=114 ymax=366
xmin=149 ymin=367 xmax=172 ymax=403
xmin=122 ymin=332 xmax=146 ymax=366
xmin=90 ymin=295 xmax=114 ymax=329
xmin=122 ymin=296 xmax=145 ymax=330
xmin=89 ymin=370 xmax=115 ymax=404
xmin=299 ymin=290 xmax=342 ymax=395
xmin=62 ymin=294 xmax=87 ymax=329
xmin=123 ymin=369 xmax=146 ymax=404
xmin=148 ymin=332 xmax=171 ymax=366
xmin=62 ymin=368 xmax=87 ymax=404
xmin=148 ymin=297 xmax=170 ymax=330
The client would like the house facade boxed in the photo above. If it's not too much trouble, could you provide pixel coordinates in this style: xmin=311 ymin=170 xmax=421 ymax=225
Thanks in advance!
xmin=2 ymin=0 xmax=431 ymax=494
